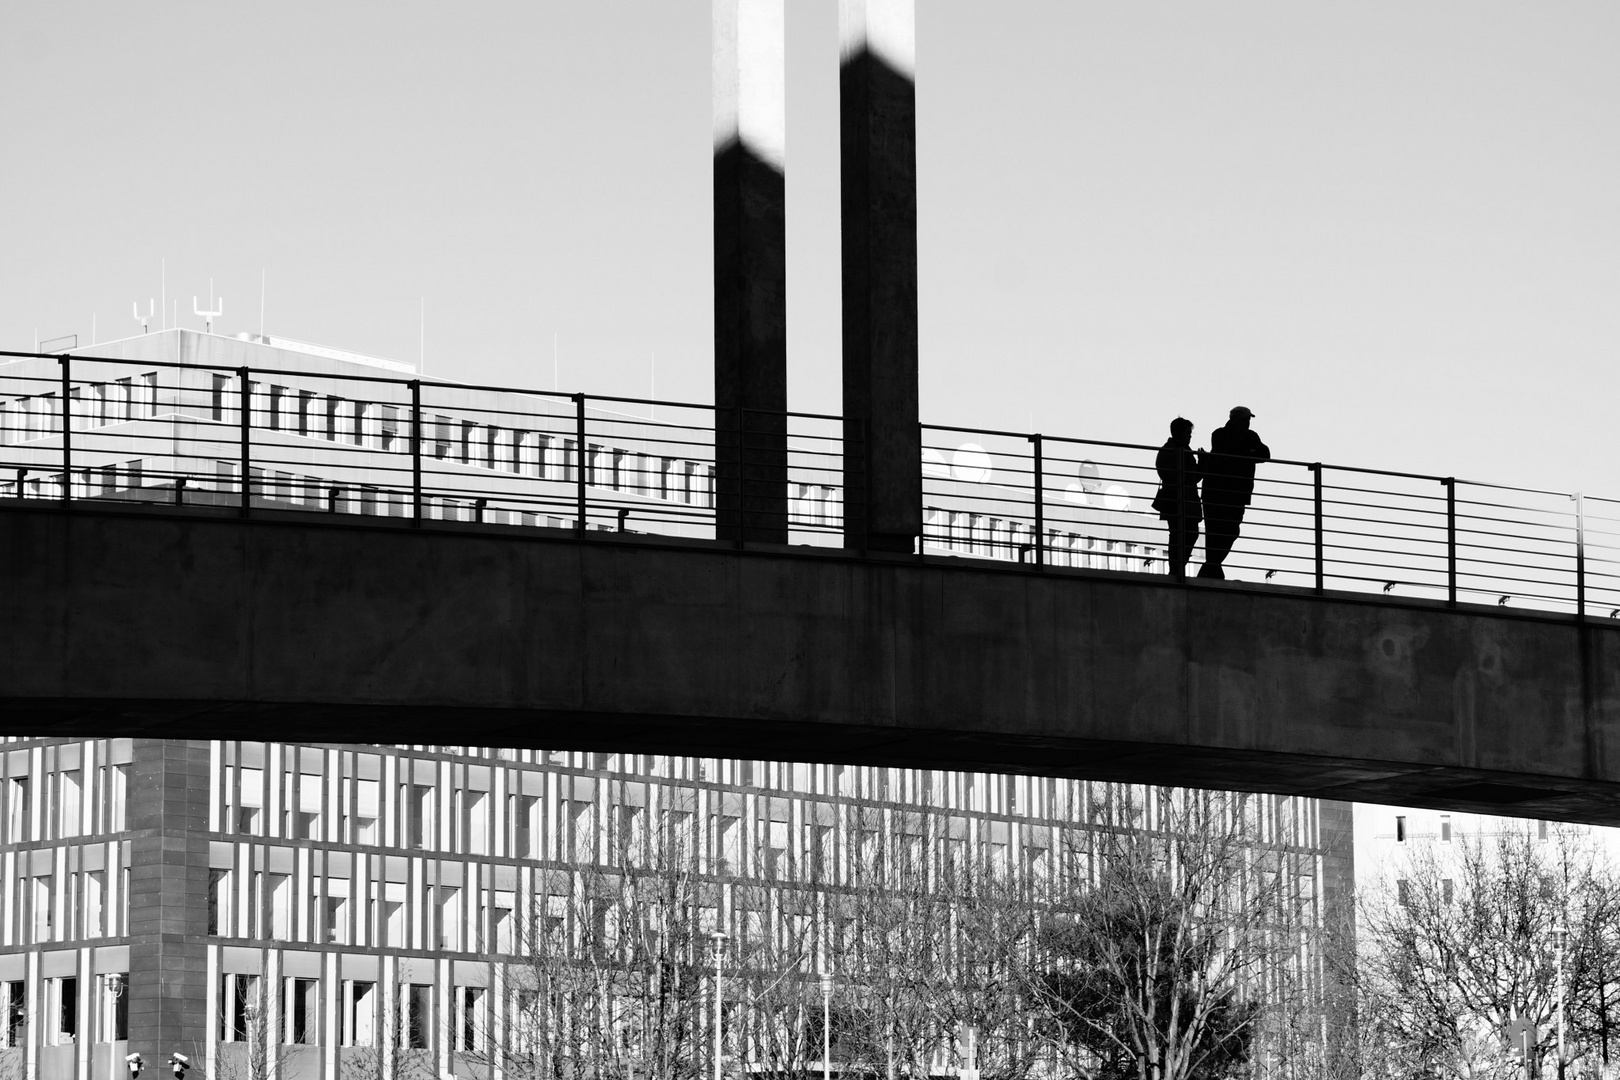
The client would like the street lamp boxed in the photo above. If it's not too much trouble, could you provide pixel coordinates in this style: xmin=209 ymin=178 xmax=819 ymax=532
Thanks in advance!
xmin=710 ymin=931 xmax=730 ymax=1080
xmin=819 ymin=967 xmax=836 ymax=1080
xmin=1557 ymin=924 xmax=1569 ymax=1080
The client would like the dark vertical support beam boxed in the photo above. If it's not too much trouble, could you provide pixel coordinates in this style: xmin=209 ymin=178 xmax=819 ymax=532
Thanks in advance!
xmin=841 ymin=0 xmax=920 ymax=553
xmin=1312 ymin=464 xmax=1325 ymax=594
xmin=1444 ymin=478 xmax=1457 ymax=607
xmin=713 ymin=0 xmax=788 ymax=545
xmin=411 ymin=380 xmax=423 ymax=527
xmin=59 ymin=355 xmax=72 ymax=503
xmin=238 ymin=367 xmax=252 ymax=518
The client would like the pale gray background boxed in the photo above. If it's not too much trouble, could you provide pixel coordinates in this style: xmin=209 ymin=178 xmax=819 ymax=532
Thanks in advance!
xmin=3 ymin=2 xmax=1616 ymax=492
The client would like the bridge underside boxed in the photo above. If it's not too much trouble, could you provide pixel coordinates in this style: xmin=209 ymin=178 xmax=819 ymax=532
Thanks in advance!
xmin=3 ymin=502 xmax=1617 ymax=823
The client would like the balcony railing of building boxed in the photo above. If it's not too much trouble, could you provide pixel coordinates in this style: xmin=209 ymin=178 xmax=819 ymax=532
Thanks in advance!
xmin=1 ymin=348 xmax=1616 ymax=621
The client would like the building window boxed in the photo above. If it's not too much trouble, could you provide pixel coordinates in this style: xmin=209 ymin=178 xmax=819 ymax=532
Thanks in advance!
xmin=85 ymin=870 xmax=105 ymax=938
xmin=237 ymin=767 xmax=263 ymax=834
xmin=1397 ymin=879 xmax=1411 ymax=907
xmin=436 ymin=887 xmax=461 ymax=951
xmin=59 ymin=768 xmax=82 ymax=838
xmin=344 ymin=981 xmax=376 ymax=1047
xmin=385 ymin=889 xmax=405 ymax=949
xmin=1395 ymin=815 xmax=1406 ymax=842
xmin=0 ymin=982 xmax=24 ymax=1048
xmin=462 ymin=790 xmax=488 ymax=855
xmin=457 ymin=987 xmax=486 ymax=1052
xmin=402 ymin=983 xmax=432 ymax=1050
xmin=104 ymin=764 xmax=129 ymax=832
xmin=1443 ymin=879 xmax=1455 ymax=905
xmin=494 ymin=893 xmax=515 ymax=954
xmin=1440 ymin=814 xmax=1452 ymax=842
xmin=8 ymin=777 xmax=29 ymax=843
xmin=290 ymin=774 xmax=322 ymax=841
xmin=326 ymin=892 xmax=348 ymax=945
xmin=269 ymin=874 xmax=292 ymax=940
xmin=220 ymin=974 xmax=262 ymax=1042
xmin=34 ymin=875 xmax=53 ymax=941
xmin=211 ymin=374 xmax=229 ymax=422
xmin=285 ymin=977 xmax=318 ymax=1044
xmin=408 ymin=784 xmax=434 ymax=849
xmin=511 ymin=794 xmax=540 ymax=858
xmin=44 ymin=976 xmax=77 ymax=1045
xmin=347 ymin=778 xmax=379 ymax=844
xmin=209 ymin=869 xmax=230 ymax=936
xmin=96 ymin=973 xmax=128 ymax=1042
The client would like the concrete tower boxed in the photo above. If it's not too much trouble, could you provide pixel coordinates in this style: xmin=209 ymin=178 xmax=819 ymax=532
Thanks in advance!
xmin=713 ymin=0 xmax=788 ymax=545
xmin=840 ymin=0 xmax=920 ymax=554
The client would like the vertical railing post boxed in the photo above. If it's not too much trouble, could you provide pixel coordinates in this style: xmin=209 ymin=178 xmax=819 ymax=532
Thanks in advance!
xmin=58 ymin=354 xmax=72 ymax=504
xmin=913 ymin=420 xmax=926 ymax=563
xmin=1311 ymin=463 xmax=1324 ymax=594
xmin=410 ymin=380 xmax=423 ymax=527
xmin=1575 ymin=492 xmax=1587 ymax=621
xmin=238 ymin=367 xmax=252 ymax=518
xmin=912 ymin=422 xmax=920 ymax=560
xmin=1032 ymin=433 xmax=1045 ymax=569
xmin=574 ymin=393 xmax=587 ymax=535
xmin=1444 ymin=478 xmax=1457 ymax=607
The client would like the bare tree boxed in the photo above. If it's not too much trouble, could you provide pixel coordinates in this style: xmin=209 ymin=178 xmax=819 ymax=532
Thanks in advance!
xmin=1019 ymin=787 xmax=1317 ymax=1080
xmin=1354 ymin=822 xmax=1620 ymax=1080
xmin=466 ymin=817 xmax=708 ymax=1080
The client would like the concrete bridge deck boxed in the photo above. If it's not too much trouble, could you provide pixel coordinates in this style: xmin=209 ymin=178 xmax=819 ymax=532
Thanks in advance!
xmin=3 ymin=499 xmax=1617 ymax=823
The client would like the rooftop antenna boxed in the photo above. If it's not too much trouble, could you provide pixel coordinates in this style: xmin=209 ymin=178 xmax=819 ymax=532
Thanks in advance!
xmin=553 ymin=332 xmax=558 ymax=392
xmin=651 ymin=350 xmax=656 ymax=421
xmin=419 ymin=297 xmax=425 ymax=375
xmin=259 ymin=269 xmax=266 ymax=338
xmin=161 ymin=258 xmax=166 ymax=330
xmin=193 ymin=279 xmax=223 ymax=334
xmin=133 ymin=300 xmax=154 ymax=334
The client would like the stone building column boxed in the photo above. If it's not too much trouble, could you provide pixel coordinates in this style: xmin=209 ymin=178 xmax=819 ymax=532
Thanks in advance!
xmin=126 ymin=740 xmax=212 ymax=1059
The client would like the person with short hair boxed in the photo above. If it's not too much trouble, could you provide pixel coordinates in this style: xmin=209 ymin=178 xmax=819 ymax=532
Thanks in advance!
xmin=1197 ymin=406 xmax=1269 ymax=580
xmin=1152 ymin=417 xmax=1203 ymax=580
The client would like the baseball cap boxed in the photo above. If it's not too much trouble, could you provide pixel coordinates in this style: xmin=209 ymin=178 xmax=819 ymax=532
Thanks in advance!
xmin=1230 ymin=406 xmax=1255 ymax=418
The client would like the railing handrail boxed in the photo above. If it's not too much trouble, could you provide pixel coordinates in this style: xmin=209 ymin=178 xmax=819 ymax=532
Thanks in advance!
xmin=3 ymin=346 xmax=1617 ymax=622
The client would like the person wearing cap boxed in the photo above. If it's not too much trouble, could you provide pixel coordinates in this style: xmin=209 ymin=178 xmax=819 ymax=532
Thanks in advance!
xmin=1197 ymin=406 xmax=1270 ymax=580
xmin=1151 ymin=417 xmax=1203 ymax=579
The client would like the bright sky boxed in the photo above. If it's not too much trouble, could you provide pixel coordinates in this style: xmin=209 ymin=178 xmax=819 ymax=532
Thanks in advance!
xmin=3 ymin=2 xmax=1616 ymax=494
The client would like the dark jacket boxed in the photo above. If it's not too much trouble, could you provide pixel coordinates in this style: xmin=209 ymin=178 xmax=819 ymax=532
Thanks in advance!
xmin=1152 ymin=439 xmax=1203 ymax=522
xmin=1200 ymin=424 xmax=1270 ymax=505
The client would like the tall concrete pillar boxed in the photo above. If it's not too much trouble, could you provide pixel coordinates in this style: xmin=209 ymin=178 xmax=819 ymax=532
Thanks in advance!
xmin=841 ymin=0 xmax=920 ymax=553
xmin=127 ymin=739 xmax=211 ymax=1059
xmin=714 ymin=0 xmax=788 ymax=544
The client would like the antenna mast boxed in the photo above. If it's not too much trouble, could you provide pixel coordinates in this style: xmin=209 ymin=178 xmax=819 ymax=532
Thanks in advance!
xmin=133 ymin=300 xmax=154 ymax=334
xmin=193 ymin=279 xmax=223 ymax=334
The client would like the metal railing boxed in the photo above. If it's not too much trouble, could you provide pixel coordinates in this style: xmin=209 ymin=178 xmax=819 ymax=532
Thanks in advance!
xmin=2 ymin=348 xmax=1616 ymax=620
xmin=922 ymin=423 xmax=1620 ymax=618
xmin=0 ymin=350 xmax=847 ymax=547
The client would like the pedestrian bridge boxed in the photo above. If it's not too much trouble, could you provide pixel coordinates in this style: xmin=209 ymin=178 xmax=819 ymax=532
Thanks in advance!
xmin=1 ymin=498 xmax=1616 ymax=825
xmin=4 ymin=342 xmax=1620 ymax=824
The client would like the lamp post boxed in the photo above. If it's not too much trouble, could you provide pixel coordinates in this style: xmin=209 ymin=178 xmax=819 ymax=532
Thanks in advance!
xmin=710 ymin=931 xmax=730 ymax=1080
xmin=819 ymin=967 xmax=835 ymax=1080
xmin=1557 ymin=923 xmax=1568 ymax=1080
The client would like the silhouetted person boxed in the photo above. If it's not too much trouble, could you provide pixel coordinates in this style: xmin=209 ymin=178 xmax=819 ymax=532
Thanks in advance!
xmin=1152 ymin=417 xmax=1203 ymax=579
xmin=1198 ymin=406 xmax=1270 ymax=580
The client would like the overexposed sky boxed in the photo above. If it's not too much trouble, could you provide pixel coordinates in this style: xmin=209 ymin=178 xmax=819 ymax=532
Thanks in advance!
xmin=3 ymin=2 xmax=1616 ymax=493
